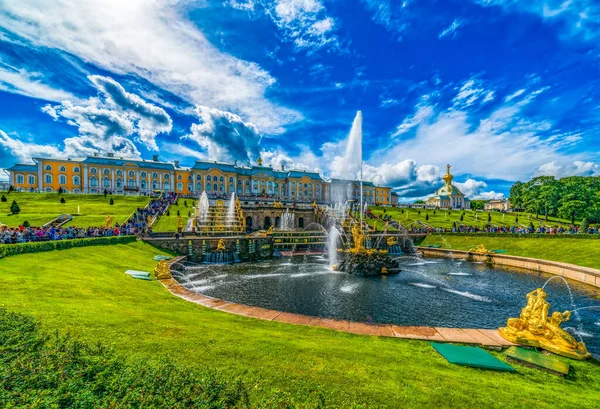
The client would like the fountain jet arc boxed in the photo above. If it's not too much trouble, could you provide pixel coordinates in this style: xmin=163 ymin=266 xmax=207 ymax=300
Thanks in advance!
xmin=198 ymin=191 xmax=209 ymax=224
xmin=226 ymin=192 xmax=236 ymax=228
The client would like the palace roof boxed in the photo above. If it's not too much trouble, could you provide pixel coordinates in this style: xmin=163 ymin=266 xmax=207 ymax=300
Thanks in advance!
xmin=83 ymin=156 xmax=175 ymax=170
xmin=5 ymin=163 xmax=38 ymax=172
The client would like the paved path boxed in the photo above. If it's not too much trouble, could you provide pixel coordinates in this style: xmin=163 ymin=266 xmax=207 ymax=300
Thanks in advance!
xmin=160 ymin=276 xmax=516 ymax=348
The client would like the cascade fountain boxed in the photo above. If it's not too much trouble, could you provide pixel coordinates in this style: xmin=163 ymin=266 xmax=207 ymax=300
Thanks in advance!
xmin=327 ymin=226 xmax=340 ymax=269
xmin=226 ymin=192 xmax=236 ymax=228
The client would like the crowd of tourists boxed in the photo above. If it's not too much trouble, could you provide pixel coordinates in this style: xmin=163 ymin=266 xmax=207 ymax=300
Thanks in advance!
xmin=404 ymin=224 xmax=599 ymax=235
xmin=0 ymin=192 xmax=178 ymax=245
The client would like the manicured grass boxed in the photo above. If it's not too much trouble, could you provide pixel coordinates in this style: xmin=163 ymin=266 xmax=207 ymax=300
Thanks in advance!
xmin=370 ymin=206 xmax=577 ymax=230
xmin=421 ymin=235 xmax=600 ymax=270
xmin=0 ymin=192 xmax=150 ymax=227
xmin=153 ymin=201 xmax=195 ymax=232
xmin=1 ymin=241 xmax=600 ymax=407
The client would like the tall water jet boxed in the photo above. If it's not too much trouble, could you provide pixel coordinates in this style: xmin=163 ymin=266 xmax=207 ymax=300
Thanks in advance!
xmin=328 ymin=226 xmax=340 ymax=268
xmin=226 ymin=192 xmax=236 ymax=228
xmin=281 ymin=209 xmax=295 ymax=231
xmin=198 ymin=191 xmax=210 ymax=224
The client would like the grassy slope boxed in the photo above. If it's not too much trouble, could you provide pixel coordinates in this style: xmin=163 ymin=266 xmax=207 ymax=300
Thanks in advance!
xmin=421 ymin=235 xmax=600 ymax=270
xmin=370 ymin=206 xmax=577 ymax=230
xmin=0 ymin=192 xmax=150 ymax=228
xmin=0 ymin=241 xmax=599 ymax=408
xmin=152 ymin=201 xmax=195 ymax=232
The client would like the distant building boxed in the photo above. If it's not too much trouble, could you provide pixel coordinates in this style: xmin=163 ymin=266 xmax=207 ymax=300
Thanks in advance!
xmin=484 ymin=199 xmax=510 ymax=212
xmin=425 ymin=165 xmax=471 ymax=209
xmin=3 ymin=154 xmax=394 ymax=205
xmin=330 ymin=179 xmax=394 ymax=206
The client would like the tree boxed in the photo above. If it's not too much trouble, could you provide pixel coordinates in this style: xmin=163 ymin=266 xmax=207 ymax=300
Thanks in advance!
xmin=188 ymin=210 xmax=191 ymax=217
xmin=22 ymin=220 xmax=30 ymax=227
xmin=460 ymin=213 xmax=464 ymax=222
xmin=177 ymin=210 xmax=181 ymax=216
xmin=184 ymin=200 xmax=188 ymax=207
xmin=515 ymin=215 xmax=519 ymax=224
xmin=58 ymin=187 xmax=64 ymax=195
xmin=10 ymin=200 xmax=20 ymax=214
xmin=0 ymin=194 xmax=6 ymax=202
xmin=109 ymin=198 xmax=114 ymax=205
xmin=487 ymin=213 xmax=491 ymax=222
xmin=425 ymin=214 xmax=429 ymax=221
xmin=8 ymin=185 xmax=14 ymax=193
xmin=60 ymin=197 xmax=66 ymax=204
xmin=529 ymin=221 xmax=535 ymax=230
xmin=581 ymin=218 xmax=589 ymax=233
xmin=509 ymin=181 xmax=526 ymax=210
xmin=104 ymin=189 xmax=108 ymax=198
xmin=470 ymin=200 xmax=485 ymax=210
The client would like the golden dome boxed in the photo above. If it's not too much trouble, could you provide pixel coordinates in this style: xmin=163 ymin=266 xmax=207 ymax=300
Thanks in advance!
xmin=442 ymin=164 xmax=453 ymax=185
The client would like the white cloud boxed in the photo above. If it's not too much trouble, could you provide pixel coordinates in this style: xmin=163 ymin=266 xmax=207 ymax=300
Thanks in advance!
xmin=42 ymin=75 xmax=172 ymax=155
xmin=266 ymin=0 xmax=339 ymax=51
xmin=0 ymin=65 xmax=77 ymax=102
xmin=475 ymin=0 xmax=600 ymax=41
xmin=228 ymin=0 xmax=256 ymax=11
xmin=473 ymin=191 xmax=506 ymax=200
xmin=184 ymin=106 xmax=262 ymax=163
xmin=0 ymin=0 xmax=300 ymax=134
xmin=504 ymin=88 xmax=526 ymax=102
xmin=372 ymin=83 xmax=584 ymax=181
xmin=439 ymin=19 xmax=463 ymax=39
xmin=535 ymin=160 xmax=600 ymax=177
xmin=452 ymin=78 xmax=495 ymax=109
xmin=0 ymin=130 xmax=64 ymax=163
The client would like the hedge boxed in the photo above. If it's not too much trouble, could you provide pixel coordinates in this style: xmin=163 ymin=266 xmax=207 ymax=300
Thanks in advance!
xmin=0 ymin=236 xmax=137 ymax=259
xmin=435 ymin=232 xmax=600 ymax=240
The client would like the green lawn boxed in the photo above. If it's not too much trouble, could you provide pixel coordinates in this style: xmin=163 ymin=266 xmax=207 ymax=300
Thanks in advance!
xmin=0 ymin=192 xmax=151 ymax=227
xmin=421 ymin=235 xmax=600 ymax=270
xmin=153 ymin=200 xmax=195 ymax=232
xmin=1 ymin=241 xmax=599 ymax=407
xmin=370 ymin=206 xmax=577 ymax=230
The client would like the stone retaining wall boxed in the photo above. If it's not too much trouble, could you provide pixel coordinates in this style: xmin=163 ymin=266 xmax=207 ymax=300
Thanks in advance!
xmin=417 ymin=247 xmax=600 ymax=289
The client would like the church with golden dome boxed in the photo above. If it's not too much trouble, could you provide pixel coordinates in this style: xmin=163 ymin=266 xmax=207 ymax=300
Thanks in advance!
xmin=425 ymin=165 xmax=471 ymax=209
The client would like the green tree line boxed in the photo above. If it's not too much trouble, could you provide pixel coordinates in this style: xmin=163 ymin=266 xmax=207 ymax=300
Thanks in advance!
xmin=510 ymin=176 xmax=600 ymax=224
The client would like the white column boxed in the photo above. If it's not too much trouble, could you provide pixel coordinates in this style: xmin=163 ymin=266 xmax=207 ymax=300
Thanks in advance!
xmin=38 ymin=163 xmax=43 ymax=191
xmin=83 ymin=165 xmax=88 ymax=193
xmin=112 ymin=169 xmax=115 ymax=191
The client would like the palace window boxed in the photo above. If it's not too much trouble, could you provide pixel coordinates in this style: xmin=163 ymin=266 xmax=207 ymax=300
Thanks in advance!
xmin=59 ymin=175 xmax=67 ymax=185
xmin=90 ymin=176 xmax=98 ymax=187
xmin=141 ymin=172 xmax=146 ymax=178
xmin=196 ymin=174 xmax=202 ymax=180
xmin=16 ymin=174 xmax=24 ymax=184
xmin=177 ymin=174 xmax=182 ymax=180
xmin=229 ymin=177 xmax=234 ymax=183
xmin=152 ymin=181 xmax=158 ymax=190
xmin=213 ymin=176 xmax=218 ymax=181
xmin=141 ymin=180 xmax=147 ymax=189
xmin=229 ymin=184 xmax=234 ymax=192
xmin=164 ymin=174 xmax=169 ymax=180
xmin=73 ymin=167 xmax=80 ymax=173
xmin=116 ymin=170 xmax=122 ymax=176
xmin=128 ymin=179 xmax=135 ymax=188
xmin=164 ymin=182 xmax=170 ymax=190
xmin=206 ymin=175 xmax=211 ymax=180
xmin=28 ymin=175 xmax=35 ymax=184
xmin=153 ymin=173 xmax=158 ymax=179
xmin=206 ymin=183 xmax=212 ymax=191
xmin=44 ymin=165 xmax=52 ymax=171
xmin=196 ymin=182 xmax=202 ymax=191
xmin=188 ymin=175 xmax=192 ymax=181
xmin=220 ymin=183 xmax=224 ymax=192
xmin=177 ymin=182 xmax=183 ymax=191
xmin=90 ymin=168 xmax=97 ymax=174
xmin=59 ymin=166 xmax=66 ymax=172
xmin=104 ymin=169 xmax=110 ymax=175
xmin=129 ymin=171 xmax=135 ymax=177
xmin=116 ymin=178 xmax=123 ymax=188
xmin=44 ymin=174 xmax=52 ymax=184
xmin=187 ymin=183 xmax=192 ymax=191
xmin=103 ymin=178 xmax=111 ymax=187
xmin=213 ymin=183 xmax=218 ymax=191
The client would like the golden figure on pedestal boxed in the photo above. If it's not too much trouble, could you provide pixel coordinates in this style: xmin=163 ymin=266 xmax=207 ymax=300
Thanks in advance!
xmin=469 ymin=244 xmax=490 ymax=254
xmin=499 ymin=288 xmax=591 ymax=360
xmin=350 ymin=222 xmax=365 ymax=252
xmin=105 ymin=215 xmax=113 ymax=227
xmin=216 ymin=238 xmax=226 ymax=252
xmin=177 ymin=215 xmax=183 ymax=231
xmin=386 ymin=236 xmax=397 ymax=247
xmin=154 ymin=259 xmax=172 ymax=280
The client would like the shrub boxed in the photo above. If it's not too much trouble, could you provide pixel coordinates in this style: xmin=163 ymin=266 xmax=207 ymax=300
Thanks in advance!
xmin=460 ymin=213 xmax=464 ymax=222
xmin=109 ymin=197 xmax=114 ymax=205
xmin=581 ymin=218 xmax=589 ymax=233
xmin=184 ymin=200 xmax=188 ymax=207
xmin=0 ymin=236 xmax=136 ymax=260
xmin=437 ymin=232 xmax=600 ymax=240
xmin=1 ymin=194 xmax=6 ymax=202
xmin=177 ymin=210 xmax=181 ymax=216
xmin=425 ymin=214 xmax=429 ymax=221
xmin=22 ymin=220 xmax=30 ymax=228
xmin=60 ymin=197 xmax=66 ymax=204
xmin=487 ymin=213 xmax=491 ymax=222
xmin=0 ymin=308 xmax=251 ymax=408
xmin=10 ymin=200 xmax=20 ymax=214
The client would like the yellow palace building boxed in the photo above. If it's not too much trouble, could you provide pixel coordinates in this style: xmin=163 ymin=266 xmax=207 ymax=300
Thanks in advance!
xmin=4 ymin=154 xmax=397 ymax=206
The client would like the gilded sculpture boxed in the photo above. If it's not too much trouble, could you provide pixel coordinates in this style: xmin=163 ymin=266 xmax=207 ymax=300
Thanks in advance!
xmin=177 ymin=215 xmax=183 ymax=230
xmin=498 ymin=288 xmax=591 ymax=360
xmin=154 ymin=259 xmax=172 ymax=280
xmin=105 ymin=214 xmax=113 ymax=227
xmin=216 ymin=238 xmax=226 ymax=252
xmin=469 ymin=244 xmax=490 ymax=254
xmin=386 ymin=236 xmax=397 ymax=247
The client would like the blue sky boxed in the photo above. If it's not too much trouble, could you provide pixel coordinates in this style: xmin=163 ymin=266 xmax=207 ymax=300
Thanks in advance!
xmin=0 ymin=0 xmax=599 ymax=200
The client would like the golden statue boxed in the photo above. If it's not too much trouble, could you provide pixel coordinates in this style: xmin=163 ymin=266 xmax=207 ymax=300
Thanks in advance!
xmin=257 ymin=157 xmax=263 ymax=166
xmin=216 ymin=238 xmax=226 ymax=252
xmin=350 ymin=222 xmax=365 ymax=252
xmin=147 ymin=215 xmax=153 ymax=227
xmin=310 ymin=200 xmax=316 ymax=208
xmin=386 ymin=236 xmax=397 ymax=247
xmin=154 ymin=260 xmax=172 ymax=280
xmin=105 ymin=215 xmax=113 ymax=227
xmin=469 ymin=244 xmax=489 ymax=254
xmin=499 ymin=288 xmax=591 ymax=360
xmin=192 ymin=217 xmax=197 ymax=232
xmin=177 ymin=215 xmax=183 ymax=230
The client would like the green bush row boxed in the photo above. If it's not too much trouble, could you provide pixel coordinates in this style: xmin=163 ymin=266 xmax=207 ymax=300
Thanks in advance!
xmin=435 ymin=232 xmax=600 ymax=240
xmin=0 ymin=236 xmax=137 ymax=259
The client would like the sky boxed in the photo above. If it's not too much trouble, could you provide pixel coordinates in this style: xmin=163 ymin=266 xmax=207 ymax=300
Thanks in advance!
xmin=0 ymin=0 xmax=599 ymax=201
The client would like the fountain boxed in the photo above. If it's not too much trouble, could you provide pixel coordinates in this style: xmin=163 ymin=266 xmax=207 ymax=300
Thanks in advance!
xmin=226 ymin=192 xmax=236 ymax=228
xmin=280 ymin=209 xmax=295 ymax=231
xmin=327 ymin=226 xmax=340 ymax=269
xmin=203 ymin=238 xmax=240 ymax=264
xmin=198 ymin=191 xmax=209 ymax=224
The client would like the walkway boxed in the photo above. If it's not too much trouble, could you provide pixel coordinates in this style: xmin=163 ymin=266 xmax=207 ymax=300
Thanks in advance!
xmin=159 ymin=274 xmax=515 ymax=348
